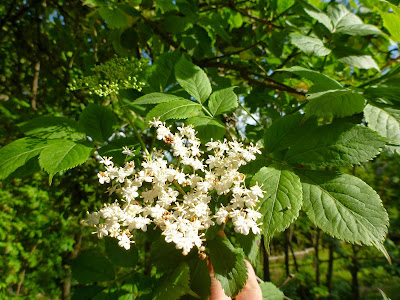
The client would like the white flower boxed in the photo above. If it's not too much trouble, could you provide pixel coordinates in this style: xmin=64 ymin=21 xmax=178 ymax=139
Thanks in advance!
xmin=83 ymin=121 xmax=264 ymax=255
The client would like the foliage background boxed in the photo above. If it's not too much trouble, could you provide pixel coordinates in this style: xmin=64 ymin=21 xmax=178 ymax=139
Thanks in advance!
xmin=1 ymin=0 xmax=400 ymax=299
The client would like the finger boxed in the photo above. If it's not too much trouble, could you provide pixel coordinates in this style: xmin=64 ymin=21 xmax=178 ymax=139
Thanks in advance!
xmin=209 ymin=262 xmax=231 ymax=300
xmin=236 ymin=260 xmax=263 ymax=300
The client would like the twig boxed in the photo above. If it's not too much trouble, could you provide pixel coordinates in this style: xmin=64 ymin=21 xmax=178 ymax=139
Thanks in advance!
xmin=31 ymin=61 xmax=40 ymax=110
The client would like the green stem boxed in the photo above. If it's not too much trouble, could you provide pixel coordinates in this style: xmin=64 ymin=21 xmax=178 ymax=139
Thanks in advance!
xmin=239 ymin=103 xmax=261 ymax=125
xmin=202 ymin=105 xmax=213 ymax=117
xmin=319 ymin=34 xmax=334 ymax=73
xmin=116 ymin=94 xmax=149 ymax=156
xmin=172 ymin=180 xmax=186 ymax=196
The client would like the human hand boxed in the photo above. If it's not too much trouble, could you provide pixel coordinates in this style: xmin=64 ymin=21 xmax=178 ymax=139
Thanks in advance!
xmin=209 ymin=260 xmax=263 ymax=300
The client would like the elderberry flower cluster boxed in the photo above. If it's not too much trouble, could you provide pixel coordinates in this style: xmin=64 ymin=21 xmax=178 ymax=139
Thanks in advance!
xmin=82 ymin=120 xmax=264 ymax=255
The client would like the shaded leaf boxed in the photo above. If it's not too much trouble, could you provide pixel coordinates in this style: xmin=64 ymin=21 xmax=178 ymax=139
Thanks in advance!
xmin=71 ymin=250 xmax=115 ymax=283
xmin=153 ymin=263 xmax=191 ymax=300
xmin=188 ymin=258 xmax=211 ymax=299
xmin=187 ymin=116 xmax=226 ymax=141
xmin=303 ymin=2 xmax=333 ymax=32
xmin=18 ymin=116 xmax=85 ymax=140
xmin=79 ymin=104 xmax=118 ymax=143
xmin=208 ymin=235 xmax=248 ymax=297
xmin=0 ymin=138 xmax=50 ymax=180
xmin=98 ymin=7 xmax=127 ymax=28
xmin=105 ymin=237 xmax=139 ymax=268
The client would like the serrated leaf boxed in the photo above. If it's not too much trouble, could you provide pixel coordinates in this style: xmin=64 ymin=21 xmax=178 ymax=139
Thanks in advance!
xmin=327 ymin=3 xmax=355 ymax=29
xmin=364 ymin=86 xmax=400 ymax=103
xmin=98 ymin=7 xmax=127 ymax=28
xmin=303 ymin=3 xmax=333 ymax=32
xmin=98 ymin=137 xmax=139 ymax=165
xmin=18 ymin=116 xmax=85 ymax=140
xmin=378 ymin=2 xmax=400 ymax=42
xmin=336 ymin=24 xmax=383 ymax=36
xmin=146 ymin=100 xmax=201 ymax=122
xmin=297 ymin=170 xmax=389 ymax=258
xmin=305 ymin=88 xmax=366 ymax=117
xmin=251 ymin=164 xmax=302 ymax=245
xmin=259 ymin=281 xmax=284 ymax=300
xmin=133 ymin=93 xmax=184 ymax=105
xmin=188 ymin=258 xmax=211 ymax=299
xmin=364 ymin=103 xmax=400 ymax=153
xmin=71 ymin=250 xmax=115 ymax=283
xmin=235 ymin=233 xmax=260 ymax=265
xmin=72 ymin=286 xmax=105 ymax=300
xmin=208 ymin=235 xmax=248 ymax=297
xmin=39 ymin=140 xmax=93 ymax=182
xmin=150 ymin=237 xmax=185 ymax=271
xmin=338 ymin=55 xmax=380 ymax=71
xmin=264 ymin=113 xmax=304 ymax=153
xmin=79 ymin=104 xmax=118 ymax=143
xmin=278 ymin=66 xmax=342 ymax=92
xmin=105 ymin=237 xmax=139 ymax=268
xmin=175 ymin=56 xmax=212 ymax=103
xmin=208 ymin=87 xmax=238 ymax=116
xmin=153 ymin=263 xmax=191 ymax=300
xmin=0 ymin=138 xmax=51 ymax=180
xmin=289 ymin=33 xmax=331 ymax=56
xmin=285 ymin=122 xmax=385 ymax=166
xmin=187 ymin=116 xmax=226 ymax=142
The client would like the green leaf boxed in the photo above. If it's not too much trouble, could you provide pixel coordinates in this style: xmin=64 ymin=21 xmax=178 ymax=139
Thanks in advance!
xmin=72 ymin=286 xmax=105 ymax=300
xmin=264 ymin=113 xmax=305 ymax=153
xmin=327 ymin=4 xmax=356 ymax=30
xmin=251 ymin=164 xmax=303 ymax=245
xmin=235 ymin=233 xmax=260 ymax=265
xmin=79 ymin=104 xmax=118 ymax=143
xmin=0 ymin=138 xmax=50 ymax=180
xmin=188 ymin=258 xmax=211 ymax=299
xmin=105 ymin=237 xmax=139 ymax=268
xmin=208 ymin=87 xmax=238 ymax=116
xmin=71 ymin=250 xmax=115 ymax=283
xmin=336 ymin=24 xmax=383 ymax=36
xmin=364 ymin=86 xmax=400 ymax=103
xmin=147 ymin=52 xmax=181 ymax=92
xmin=278 ymin=0 xmax=295 ymax=13
xmin=297 ymin=170 xmax=389 ymax=257
xmin=378 ymin=2 xmax=400 ymax=42
xmin=98 ymin=137 xmax=139 ymax=165
xmin=150 ymin=237 xmax=185 ymax=271
xmin=289 ymin=33 xmax=331 ymax=56
xmin=187 ymin=116 xmax=226 ymax=142
xmin=364 ymin=103 xmax=400 ymax=153
xmin=146 ymin=100 xmax=202 ymax=122
xmin=175 ymin=56 xmax=212 ymax=103
xmin=133 ymin=93 xmax=184 ymax=105
xmin=303 ymin=2 xmax=333 ymax=32
xmin=208 ymin=235 xmax=248 ymax=297
xmin=98 ymin=7 xmax=127 ymax=29
xmin=278 ymin=66 xmax=342 ymax=91
xmin=338 ymin=55 xmax=380 ymax=71
xmin=259 ymin=281 xmax=284 ymax=300
xmin=153 ymin=263 xmax=191 ymax=300
xmin=285 ymin=122 xmax=385 ymax=166
xmin=39 ymin=140 xmax=93 ymax=182
xmin=305 ymin=88 xmax=366 ymax=117
xmin=17 ymin=116 xmax=85 ymax=140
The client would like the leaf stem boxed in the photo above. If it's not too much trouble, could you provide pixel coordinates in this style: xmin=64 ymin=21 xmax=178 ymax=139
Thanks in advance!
xmin=173 ymin=180 xmax=186 ymax=196
xmin=239 ymin=102 xmax=261 ymax=126
xmin=116 ymin=94 xmax=149 ymax=156
xmin=202 ymin=105 xmax=213 ymax=117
